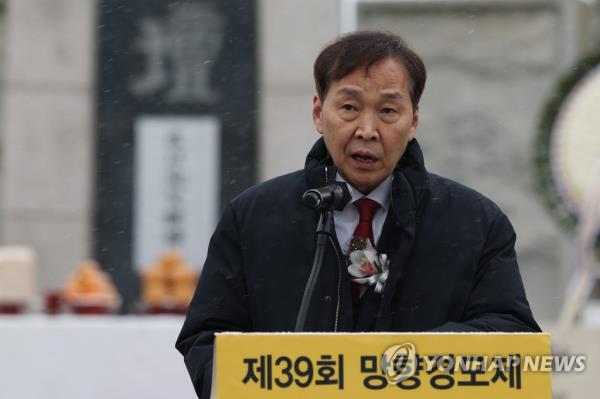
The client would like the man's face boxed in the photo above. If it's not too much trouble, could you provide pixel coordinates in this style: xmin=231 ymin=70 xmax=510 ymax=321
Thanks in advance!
xmin=313 ymin=57 xmax=419 ymax=194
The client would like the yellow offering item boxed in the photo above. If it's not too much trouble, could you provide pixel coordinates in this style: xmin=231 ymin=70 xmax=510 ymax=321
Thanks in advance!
xmin=142 ymin=249 xmax=198 ymax=308
xmin=63 ymin=260 xmax=120 ymax=308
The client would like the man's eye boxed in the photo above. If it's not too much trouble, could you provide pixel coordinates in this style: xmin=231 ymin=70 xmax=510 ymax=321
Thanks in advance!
xmin=341 ymin=104 xmax=356 ymax=111
xmin=381 ymin=107 xmax=397 ymax=114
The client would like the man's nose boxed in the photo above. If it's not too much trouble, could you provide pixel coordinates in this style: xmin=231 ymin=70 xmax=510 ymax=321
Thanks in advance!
xmin=354 ymin=112 xmax=379 ymax=140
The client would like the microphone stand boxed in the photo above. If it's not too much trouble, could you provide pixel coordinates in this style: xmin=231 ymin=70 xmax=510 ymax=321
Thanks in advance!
xmin=295 ymin=209 xmax=336 ymax=332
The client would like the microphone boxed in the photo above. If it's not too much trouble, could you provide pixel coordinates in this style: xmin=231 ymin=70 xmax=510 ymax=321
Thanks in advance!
xmin=296 ymin=182 xmax=349 ymax=331
xmin=302 ymin=182 xmax=351 ymax=211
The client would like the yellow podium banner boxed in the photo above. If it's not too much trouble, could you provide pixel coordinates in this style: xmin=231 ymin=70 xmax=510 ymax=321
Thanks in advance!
xmin=213 ymin=332 xmax=552 ymax=399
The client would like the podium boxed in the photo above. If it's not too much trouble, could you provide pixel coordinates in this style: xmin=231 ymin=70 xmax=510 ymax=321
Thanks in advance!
xmin=212 ymin=332 xmax=552 ymax=398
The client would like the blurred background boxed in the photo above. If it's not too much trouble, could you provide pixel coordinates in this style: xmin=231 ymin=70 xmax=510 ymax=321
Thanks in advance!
xmin=0 ymin=0 xmax=599 ymax=397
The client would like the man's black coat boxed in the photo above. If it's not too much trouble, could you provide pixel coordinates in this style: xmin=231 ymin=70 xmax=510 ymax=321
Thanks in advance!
xmin=176 ymin=138 xmax=540 ymax=398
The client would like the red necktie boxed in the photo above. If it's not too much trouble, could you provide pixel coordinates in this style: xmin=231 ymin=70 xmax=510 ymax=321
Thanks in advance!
xmin=351 ymin=198 xmax=380 ymax=302
xmin=352 ymin=198 xmax=380 ymax=244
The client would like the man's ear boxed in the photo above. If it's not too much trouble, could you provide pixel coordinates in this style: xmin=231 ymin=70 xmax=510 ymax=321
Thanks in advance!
xmin=312 ymin=95 xmax=324 ymax=135
xmin=408 ymin=104 xmax=419 ymax=141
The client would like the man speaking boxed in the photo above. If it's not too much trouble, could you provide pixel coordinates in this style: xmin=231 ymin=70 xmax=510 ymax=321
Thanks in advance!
xmin=176 ymin=31 xmax=540 ymax=398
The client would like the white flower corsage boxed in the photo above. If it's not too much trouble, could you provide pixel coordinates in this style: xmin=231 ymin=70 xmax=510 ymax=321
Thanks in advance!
xmin=346 ymin=237 xmax=390 ymax=294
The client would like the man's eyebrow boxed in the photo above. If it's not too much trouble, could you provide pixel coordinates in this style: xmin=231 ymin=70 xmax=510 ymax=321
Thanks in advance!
xmin=334 ymin=88 xmax=405 ymax=100
xmin=334 ymin=87 xmax=362 ymax=98
xmin=381 ymin=91 xmax=403 ymax=100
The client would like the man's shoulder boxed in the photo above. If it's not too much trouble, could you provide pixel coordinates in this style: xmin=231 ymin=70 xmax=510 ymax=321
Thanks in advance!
xmin=425 ymin=172 xmax=504 ymax=218
xmin=229 ymin=170 xmax=307 ymax=213
xmin=236 ymin=170 xmax=305 ymax=199
xmin=417 ymin=173 xmax=516 ymax=242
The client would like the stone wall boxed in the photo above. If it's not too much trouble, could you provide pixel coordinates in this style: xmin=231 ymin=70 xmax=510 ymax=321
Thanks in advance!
xmin=258 ymin=0 xmax=341 ymax=179
xmin=0 ymin=0 xmax=94 ymax=292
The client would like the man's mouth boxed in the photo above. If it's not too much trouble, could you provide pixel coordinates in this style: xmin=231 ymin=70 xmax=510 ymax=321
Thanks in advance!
xmin=351 ymin=151 xmax=378 ymax=163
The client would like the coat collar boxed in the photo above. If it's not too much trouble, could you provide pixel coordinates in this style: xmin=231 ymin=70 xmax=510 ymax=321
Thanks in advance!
xmin=303 ymin=137 xmax=430 ymax=222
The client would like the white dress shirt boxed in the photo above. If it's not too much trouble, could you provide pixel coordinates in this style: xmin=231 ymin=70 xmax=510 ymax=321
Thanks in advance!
xmin=333 ymin=174 xmax=392 ymax=252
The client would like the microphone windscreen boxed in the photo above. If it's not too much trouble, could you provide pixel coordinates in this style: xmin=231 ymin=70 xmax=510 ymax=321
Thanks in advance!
xmin=301 ymin=190 xmax=321 ymax=209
